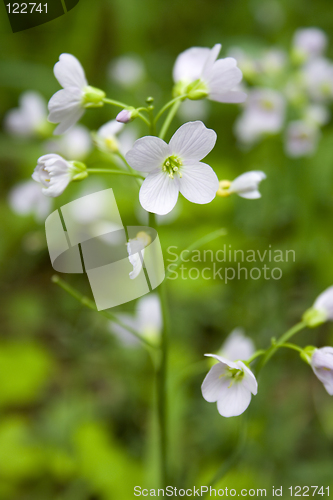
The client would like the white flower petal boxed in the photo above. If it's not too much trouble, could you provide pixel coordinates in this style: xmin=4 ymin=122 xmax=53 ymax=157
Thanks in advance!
xmin=201 ymin=363 xmax=230 ymax=403
xmin=313 ymin=286 xmax=333 ymax=320
xmin=169 ymin=121 xmax=217 ymax=161
xmin=201 ymin=44 xmax=222 ymax=75
xmin=204 ymin=58 xmax=243 ymax=96
xmin=137 ymin=294 xmax=162 ymax=337
xmin=237 ymin=361 xmax=258 ymax=395
xmin=216 ymin=381 xmax=252 ymax=417
xmin=311 ymin=347 xmax=333 ymax=395
xmin=220 ymin=328 xmax=255 ymax=361
xmin=178 ymin=161 xmax=219 ymax=204
xmin=48 ymin=88 xmax=84 ymax=135
xmin=98 ymin=120 xmax=124 ymax=139
xmin=209 ymin=89 xmax=247 ymax=103
xmin=229 ymin=171 xmax=266 ymax=198
xmin=54 ymin=53 xmax=87 ymax=89
xmin=139 ymin=169 xmax=179 ymax=215
xmin=126 ymin=136 xmax=170 ymax=172
xmin=173 ymin=47 xmax=211 ymax=83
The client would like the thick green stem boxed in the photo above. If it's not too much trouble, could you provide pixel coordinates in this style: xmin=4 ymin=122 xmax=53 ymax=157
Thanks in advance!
xmin=87 ymin=168 xmax=144 ymax=179
xmin=256 ymin=321 xmax=307 ymax=374
xmin=164 ymin=228 xmax=227 ymax=280
xmin=51 ymin=275 xmax=157 ymax=349
xmin=159 ymin=101 xmax=182 ymax=140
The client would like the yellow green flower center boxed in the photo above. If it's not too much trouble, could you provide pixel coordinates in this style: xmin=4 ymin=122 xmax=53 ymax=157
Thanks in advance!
xmin=162 ymin=155 xmax=183 ymax=179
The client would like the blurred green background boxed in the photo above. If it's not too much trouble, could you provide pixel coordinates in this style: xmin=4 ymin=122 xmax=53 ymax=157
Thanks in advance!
xmin=1 ymin=0 xmax=333 ymax=498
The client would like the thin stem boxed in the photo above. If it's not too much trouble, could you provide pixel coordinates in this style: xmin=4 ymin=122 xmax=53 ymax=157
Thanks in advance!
xmin=137 ymin=113 xmax=150 ymax=127
xmin=277 ymin=343 xmax=304 ymax=354
xmin=246 ymin=349 xmax=266 ymax=364
xmin=149 ymin=212 xmax=169 ymax=487
xmin=159 ymin=100 xmax=182 ymax=140
xmin=165 ymin=228 xmax=227 ymax=280
xmin=87 ymin=168 xmax=144 ymax=180
xmin=256 ymin=321 xmax=307 ymax=374
xmin=154 ymin=96 xmax=187 ymax=125
xmin=115 ymin=152 xmax=142 ymax=188
xmin=51 ymin=275 xmax=158 ymax=349
xmin=103 ymin=97 xmax=129 ymax=109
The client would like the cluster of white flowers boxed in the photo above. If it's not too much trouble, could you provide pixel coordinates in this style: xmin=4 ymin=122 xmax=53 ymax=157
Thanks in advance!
xmin=231 ymin=28 xmax=332 ymax=157
xmin=6 ymin=40 xmax=333 ymax=423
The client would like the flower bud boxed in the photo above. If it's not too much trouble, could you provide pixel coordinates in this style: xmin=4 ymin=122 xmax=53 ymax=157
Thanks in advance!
xmin=116 ymin=107 xmax=139 ymax=123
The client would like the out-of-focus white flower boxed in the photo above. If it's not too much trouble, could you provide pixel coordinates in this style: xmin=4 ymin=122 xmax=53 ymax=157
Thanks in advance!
xmin=303 ymin=104 xmax=330 ymax=126
xmin=311 ymin=347 xmax=333 ymax=395
xmin=292 ymin=28 xmax=328 ymax=62
xmin=45 ymin=125 xmax=92 ymax=160
xmin=127 ymin=231 xmax=152 ymax=279
xmin=217 ymin=171 xmax=266 ymax=199
xmin=227 ymin=47 xmax=259 ymax=80
xmin=285 ymin=120 xmax=319 ymax=158
xmin=218 ymin=328 xmax=255 ymax=361
xmin=48 ymin=53 xmax=105 ymax=135
xmin=32 ymin=153 xmax=87 ymax=197
xmin=178 ymin=99 xmax=209 ymax=121
xmin=4 ymin=91 xmax=48 ymax=137
xmin=261 ymin=49 xmax=287 ymax=74
xmin=94 ymin=119 xmax=139 ymax=160
xmin=303 ymin=286 xmax=333 ymax=327
xmin=109 ymin=294 xmax=162 ymax=346
xmin=235 ymin=88 xmax=285 ymax=144
xmin=108 ymin=54 xmax=145 ymax=88
xmin=201 ymin=354 xmax=258 ymax=417
xmin=173 ymin=44 xmax=246 ymax=103
xmin=9 ymin=180 xmax=52 ymax=221
xmin=126 ymin=121 xmax=219 ymax=215
xmin=302 ymin=58 xmax=333 ymax=102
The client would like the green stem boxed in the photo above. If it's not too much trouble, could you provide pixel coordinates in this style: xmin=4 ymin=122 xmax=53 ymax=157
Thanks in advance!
xmin=51 ymin=275 xmax=157 ymax=349
xmin=165 ymin=228 xmax=227 ymax=280
xmin=159 ymin=100 xmax=182 ymax=140
xmin=103 ymin=97 xmax=129 ymax=109
xmin=246 ymin=350 xmax=266 ymax=364
xmin=279 ymin=342 xmax=304 ymax=354
xmin=87 ymin=168 xmax=144 ymax=179
xmin=150 ymin=212 xmax=169 ymax=487
xmin=137 ymin=113 xmax=150 ymax=127
xmin=256 ymin=321 xmax=307 ymax=374
xmin=154 ymin=96 xmax=186 ymax=125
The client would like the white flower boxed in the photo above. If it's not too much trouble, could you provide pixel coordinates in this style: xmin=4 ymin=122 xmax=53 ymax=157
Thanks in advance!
xmin=311 ymin=347 xmax=333 ymax=395
xmin=125 ymin=121 xmax=219 ymax=215
xmin=173 ymin=44 xmax=246 ymax=103
xmin=302 ymin=58 xmax=333 ymax=102
xmin=217 ymin=171 xmax=266 ymax=199
xmin=127 ymin=231 xmax=152 ymax=279
xmin=261 ymin=49 xmax=287 ymax=75
xmin=293 ymin=28 xmax=327 ymax=62
xmin=4 ymin=91 xmax=48 ymax=137
xmin=109 ymin=294 xmax=162 ymax=346
xmin=303 ymin=104 xmax=330 ymax=126
xmin=108 ymin=54 xmax=145 ymax=88
xmin=32 ymin=153 xmax=86 ymax=197
xmin=313 ymin=287 xmax=333 ymax=321
xmin=201 ymin=354 xmax=258 ymax=417
xmin=9 ymin=180 xmax=51 ymax=221
xmin=218 ymin=328 xmax=255 ymax=362
xmin=48 ymin=53 xmax=105 ymax=135
xmin=45 ymin=125 xmax=92 ymax=160
xmin=235 ymin=88 xmax=285 ymax=144
xmin=285 ymin=120 xmax=319 ymax=158
xmin=303 ymin=286 xmax=333 ymax=327
xmin=94 ymin=119 xmax=139 ymax=159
